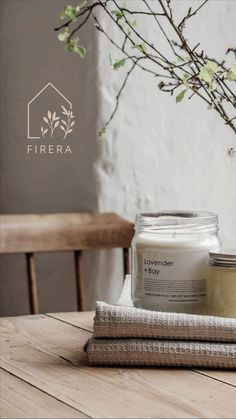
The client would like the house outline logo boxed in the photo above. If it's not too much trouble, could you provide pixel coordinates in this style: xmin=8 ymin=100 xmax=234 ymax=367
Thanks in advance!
xmin=27 ymin=82 xmax=74 ymax=140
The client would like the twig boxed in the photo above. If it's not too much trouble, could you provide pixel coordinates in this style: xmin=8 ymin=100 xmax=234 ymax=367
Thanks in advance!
xmin=104 ymin=59 xmax=138 ymax=128
xmin=54 ymin=1 xmax=110 ymax=32
xmin=178 ymin=0 xmax=208 ymax=31
xmin=120 ymin=8 xmax=165 ymax=16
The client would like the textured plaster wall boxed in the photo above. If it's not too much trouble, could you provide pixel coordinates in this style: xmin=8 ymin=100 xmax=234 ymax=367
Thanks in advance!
xmin=95 ymin=0 xmax=236 ymax=250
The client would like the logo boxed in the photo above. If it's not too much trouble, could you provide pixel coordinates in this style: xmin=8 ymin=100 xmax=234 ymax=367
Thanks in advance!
xmin=27 ymin=82 xmax=76 ymax=155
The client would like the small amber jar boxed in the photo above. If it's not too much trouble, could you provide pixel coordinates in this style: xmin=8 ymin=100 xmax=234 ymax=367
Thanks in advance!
xmin=207 ymin=249 xmax=236 ymax=318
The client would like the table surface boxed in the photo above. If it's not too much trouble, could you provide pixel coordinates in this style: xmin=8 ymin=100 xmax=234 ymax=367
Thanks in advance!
xmin=1 ymin=312 xmax=236 ymax=419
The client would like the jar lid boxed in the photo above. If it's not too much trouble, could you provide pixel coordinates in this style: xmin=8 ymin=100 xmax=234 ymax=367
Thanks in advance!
xmin=135 ymin=211 xmax=218 ymax=234
xmin=209 ymin=249 xmax=236 ymax=268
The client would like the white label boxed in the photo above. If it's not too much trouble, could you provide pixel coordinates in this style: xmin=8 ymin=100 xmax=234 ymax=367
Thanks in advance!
xmin=142 ymin=248 xmax=207 ymax=306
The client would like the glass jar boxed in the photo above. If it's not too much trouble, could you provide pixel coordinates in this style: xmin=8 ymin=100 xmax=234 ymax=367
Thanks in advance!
xmin=206 ymin=250 xmax=236 ymax=318
xmin=131 ymin=211 xmax=221 ymax=314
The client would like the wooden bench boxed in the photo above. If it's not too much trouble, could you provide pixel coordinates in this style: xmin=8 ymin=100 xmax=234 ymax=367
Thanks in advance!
xmin=0 ymin=212 xmax=134 ymax=314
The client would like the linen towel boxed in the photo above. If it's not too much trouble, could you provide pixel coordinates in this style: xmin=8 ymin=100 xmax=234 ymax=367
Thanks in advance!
xmin=94 ymin=301 xmax=236 ymax=342
xmin=86 ymin=281 xmax=236 ymax=368
xmin=85 ymin=338 xmax=236 ymax=369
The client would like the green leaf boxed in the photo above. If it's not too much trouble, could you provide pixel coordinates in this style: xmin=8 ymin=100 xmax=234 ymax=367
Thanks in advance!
xmin=65 ymin=42 xmax=74 ymax=52
xmin=109 ymin=56 xmax=126 ymax=70
xmin=65 ymin=37 xmax=86 ymax=57
xmin=111 ymin=10 xmax=123 ymax=19
xmin=76 ymin=46 xmax=86 ymax=58
xmin=199 ymin=60 xmax=218 ymax=83
xmin=182 ymin=73 xmax=190 ymax=87
xmin=98 ymin=128 xmax=106 ymax=140
xmin=129 ymin=19 xmax=137 ymax=27
xmin=227 ymin=64 xmax=236 ymax=81
xmin=113 ymin=59 xmax=126 ymax=70
xmin=62 ymin=5 xmax=77 ymax=22
xmin=208 ymin=80 xmax=217 ymax=92
xmin=65 ymin=37 xmax=79 ymax=52
xmin=132 ymin=43 xmax=147 ymax=53
xmin=57 ymin=27 xmax=70 ymax=42
xmin=176 ymin=89 xmax=187 ymax=103
xmin=199 ymin=66 xmax=213 ymax=83
xmin=207 ymin=60 xmax=218 ymax=72
xmin=76 ymin=1 xmax=87 ymax=12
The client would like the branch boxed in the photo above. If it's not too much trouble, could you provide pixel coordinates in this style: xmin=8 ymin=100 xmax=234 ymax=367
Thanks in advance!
xmin=54 ymin=1 xmax=110 ymax=32
xmin=68 ymin=10 xmax=92 ymax=41
xmin=104 ymin=59 xmax=138 ymax=128
xmin=92 ymin=13 xmax=160 ymax=77
xmin=54 ymin=0 xmax=236 ymax=138
xmin=119 ymin=8 xmax=165 ymax=16
xmin=178 ymin=0 xmax=208 ymax=32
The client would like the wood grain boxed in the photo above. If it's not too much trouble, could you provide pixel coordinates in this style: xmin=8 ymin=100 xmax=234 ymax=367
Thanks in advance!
xmin=0 ymin=213 xmax=134 ymax=254
xmin=46 ymin=312 xmax=236 ymax=389
xmin=46 ymin=311 xmax=95 ymax=332
xmin=0 ymin=369 xmax=87 ymax=418
xmin=193 ymin=369 xmax=236 ymax=387
xmin=1 ymin=314 xmax=236 ymax=419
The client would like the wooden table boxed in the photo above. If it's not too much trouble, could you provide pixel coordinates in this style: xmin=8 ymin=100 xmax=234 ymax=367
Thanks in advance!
xmin=1 ymin=312 xmax=236 ymax=418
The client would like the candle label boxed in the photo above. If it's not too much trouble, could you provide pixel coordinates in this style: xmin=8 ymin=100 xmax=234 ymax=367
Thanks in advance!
xmin=142 ymin=248 xmax=207 ymax=305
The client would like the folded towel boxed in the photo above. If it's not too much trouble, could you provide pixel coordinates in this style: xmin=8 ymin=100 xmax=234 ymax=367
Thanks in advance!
xmin=94 ymin=301 xmax=236 ymax=342
xmin=86 ymin=293 xmax=236 ymax=368
xmin=85 ymin=338 xmax=236 ymax=368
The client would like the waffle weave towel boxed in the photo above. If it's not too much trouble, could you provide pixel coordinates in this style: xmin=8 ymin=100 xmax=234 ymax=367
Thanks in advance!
xmin=86 ymin=338 xmax=236 ymax=368
xmin=94 ymin=301 xmax=236 ymax=342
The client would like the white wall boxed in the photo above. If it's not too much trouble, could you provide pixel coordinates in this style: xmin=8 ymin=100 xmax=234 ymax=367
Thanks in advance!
xmin=95 ymin=0 xmax=236 ymax=246
xmin=90 ymin=0 xmax=236 ymax=306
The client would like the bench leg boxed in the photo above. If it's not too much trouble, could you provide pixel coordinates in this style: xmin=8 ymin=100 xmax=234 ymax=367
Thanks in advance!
xmin=26 ymin=253 xmax=39 ymax=314
xmin=123 ymin=247 xmax=130 ymax=277
xmin=74 ymin=250 xmax=85 ymax=311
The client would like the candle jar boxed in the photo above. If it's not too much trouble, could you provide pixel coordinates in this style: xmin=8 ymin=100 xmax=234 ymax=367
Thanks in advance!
xmin=131 ymin=211 xmax=220 ymax=314
xmin=206 ymin=250 xmax=236 ymax=318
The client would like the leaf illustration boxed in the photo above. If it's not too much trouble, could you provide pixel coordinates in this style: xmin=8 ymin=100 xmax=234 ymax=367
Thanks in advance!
xmin=43 ymin=117 xmax=48 ymax=124
xmin=61 ymin=119 xmax=67 ymax=126
xmin=52 ymin=111 xmax=56 ymax=120
xmin=47 ymin=110 xmax=52 ymax=120
xmin=68 ymin=129 xmax=73 ymax=133
xmin=41 ymin=126 xmax=43 ymax=133
xmin=61 ymin=105 xmax=67 ymax=113
xmin=54 ymin=116 xmax=60 ymax=121
xmin=60 ymin=125 xmax=66 ymax=132
xmin=70 ymin=120 xmax=75 ymax=128
xmin=54 ymin=121 xmax=60 ymax=128
xmin=43 ymin=128 xmax=48 ymax=135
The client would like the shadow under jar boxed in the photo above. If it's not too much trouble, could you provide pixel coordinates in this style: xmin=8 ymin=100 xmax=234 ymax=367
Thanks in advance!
xmin=131 ymin=211 xmax=221 ymax=314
